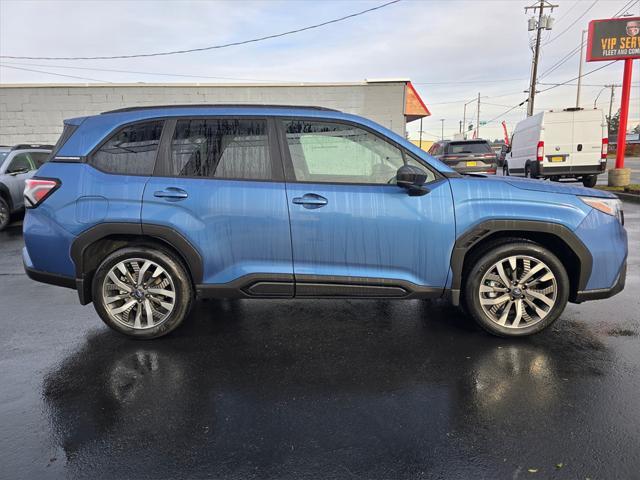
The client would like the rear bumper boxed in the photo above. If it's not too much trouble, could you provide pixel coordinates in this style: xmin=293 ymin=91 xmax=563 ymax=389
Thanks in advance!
xmin=539 ymin=162 xmax=606 ymax=177
xmin=573 ymin=261 xmax=626 ymax=303
xmin=23 ymin=246 xmax=76 ymax=289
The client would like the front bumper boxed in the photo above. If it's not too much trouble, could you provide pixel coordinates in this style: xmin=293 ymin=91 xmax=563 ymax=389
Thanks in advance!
xmin=573 ymin=261 xmax=626 ymax=303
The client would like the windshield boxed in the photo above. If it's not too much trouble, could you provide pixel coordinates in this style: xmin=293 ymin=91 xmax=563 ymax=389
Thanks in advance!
xmin=448 ymin=142 xmax=492 ymax=154
xmin=0 ymin=151 xmax=9 ymax=166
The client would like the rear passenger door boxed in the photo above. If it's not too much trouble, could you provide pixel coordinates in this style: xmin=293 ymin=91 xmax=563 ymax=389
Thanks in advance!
xmin=142 ymin=117 xmax=293 ymax=291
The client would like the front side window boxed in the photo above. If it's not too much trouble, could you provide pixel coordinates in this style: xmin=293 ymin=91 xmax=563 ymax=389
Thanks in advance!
xmin=169 ymin=118 xmax=272 ymax=180
xmin=282 ymin=120 xmax=406 ymax=184
xmin=92 ymin=121 xmax=163 ymax=175
xmin=7 ymin=153 xmax=34 ymax=173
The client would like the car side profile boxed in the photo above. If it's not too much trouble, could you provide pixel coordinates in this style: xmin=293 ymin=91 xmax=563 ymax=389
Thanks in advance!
xmin=0 ymin=144 xmax=52 ymax=230
xmin=23 ymin=105 xmax=627 ymax=339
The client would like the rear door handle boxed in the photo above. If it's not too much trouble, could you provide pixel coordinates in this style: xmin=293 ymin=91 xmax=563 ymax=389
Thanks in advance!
xmin=292 ymin=193 xmax=328 ymax=209
xmin=153 ymin=187 xmax=188 ymax=200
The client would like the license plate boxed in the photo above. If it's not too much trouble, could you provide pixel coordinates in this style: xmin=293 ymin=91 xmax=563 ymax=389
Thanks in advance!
xmin=466 ymin=161 xmax=477 ymax=167
xmin=550 ymin=156 xmax=564 ymax=162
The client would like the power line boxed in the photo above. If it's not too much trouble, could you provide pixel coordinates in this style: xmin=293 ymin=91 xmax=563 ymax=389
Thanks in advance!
xmin=543 ymin=0 xmax=598 ymax=46
xmin=0 ymin=61 xmax=289 ymax=83
xmin=538 ymin=61 xmax=616 ymax=93
xmin=0 ymin=64 xmax=110 ymax=83
xmin=538 ymin=0 xmax=638 ymax=80
xmin=0 ymin=0 xmax=402 ymax=61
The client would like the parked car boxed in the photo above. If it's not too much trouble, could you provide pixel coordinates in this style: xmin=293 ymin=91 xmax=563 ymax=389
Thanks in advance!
xmin=504 ymin=108 xmax=607 ymax=187
xmin=0 ymin=144 xmax=52 ymax=230
xmin=23 ymin=105 xmax=627 ymax=339
xmin=427 ymin=139 xmax=498 ymax=174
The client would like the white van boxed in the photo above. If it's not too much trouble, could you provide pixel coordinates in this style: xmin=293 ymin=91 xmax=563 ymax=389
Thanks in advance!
xmin=504 ymin=108 xmax=607 ymax=187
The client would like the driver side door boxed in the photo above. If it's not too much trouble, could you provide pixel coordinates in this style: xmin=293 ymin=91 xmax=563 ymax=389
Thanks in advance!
xmin=279 ymin=119 xmax=456 ymax=296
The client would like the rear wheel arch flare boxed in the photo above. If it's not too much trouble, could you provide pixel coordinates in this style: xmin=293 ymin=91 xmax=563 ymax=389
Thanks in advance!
xmin=70 ymin=223 xmax=204 ymax=285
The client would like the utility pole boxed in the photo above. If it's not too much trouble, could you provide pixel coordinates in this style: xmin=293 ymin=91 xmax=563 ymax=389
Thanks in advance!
xmin=525 ymin=0 xmax=557 ymax=116
xmin=462 ymin=97 xmax=476 ymax=139
xmin=419 ymin=117 xmax=423 ymax=148
xmin=476 ymin=92 xmax=481 ymax=138
xmin=576 ymin=29 xmax=586 ymax=108
xmin=607 ymin=84 xmax=618 ymax=132
xmin=440 ymin=119 xmax=445 ymax=140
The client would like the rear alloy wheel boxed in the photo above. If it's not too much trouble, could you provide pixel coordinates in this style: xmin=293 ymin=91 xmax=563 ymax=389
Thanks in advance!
xmin=464 ymin=241 xmax=569 ymax=336
xmin=582 ymin=175 xmax=597 ymax=188
xmin=0 ymin=197 xmax=9 ymax=231
xmin=92 ymin=247 xmax=193 ymax=339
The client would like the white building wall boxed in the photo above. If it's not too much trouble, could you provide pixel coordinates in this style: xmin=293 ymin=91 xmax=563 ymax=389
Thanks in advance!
xmin=0 ymin=82 xmax=408 ymax=145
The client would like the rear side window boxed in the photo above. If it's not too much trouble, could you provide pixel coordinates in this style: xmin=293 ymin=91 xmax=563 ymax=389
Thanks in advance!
xmin=169 ymin=118 xmax=272 ymax=180
xmin=30 ymin=152 xmax=50 ymax=167
xmin=48 ymin=124 xmax=79 ymax=161
xmin=92 ymin=121 xmax=163 ymax=175
xmin=447 ymin=141 xmax=492 ymax=154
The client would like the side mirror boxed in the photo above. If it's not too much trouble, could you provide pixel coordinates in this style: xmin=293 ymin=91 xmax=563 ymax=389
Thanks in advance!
xmin=396 ymin=165 xmax=429 ymax=196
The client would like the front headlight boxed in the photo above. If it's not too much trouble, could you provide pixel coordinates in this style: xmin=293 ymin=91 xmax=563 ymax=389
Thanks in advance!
xmin=579 ymin=196 xmax=624 ymax=224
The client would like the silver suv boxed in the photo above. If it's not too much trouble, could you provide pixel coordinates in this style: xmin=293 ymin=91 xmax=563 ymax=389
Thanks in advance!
xmin=0 ymin=144 xmax=52 ymax=230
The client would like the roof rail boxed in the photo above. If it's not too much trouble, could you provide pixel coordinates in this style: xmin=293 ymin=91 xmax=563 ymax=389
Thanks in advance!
xmin=102 ymin=104 xmax=341 ymax=114
xmin=11 ymin=144 xmax=54 ymax=150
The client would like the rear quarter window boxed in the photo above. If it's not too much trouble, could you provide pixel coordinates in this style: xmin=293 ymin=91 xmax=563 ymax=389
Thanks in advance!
xmin=91 ymin=121 xmax=164 ymax=175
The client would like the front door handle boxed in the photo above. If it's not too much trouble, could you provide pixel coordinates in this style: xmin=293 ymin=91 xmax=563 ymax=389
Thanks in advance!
xmin=153 ymin=187 xmax=188 ymax=201
xmin=292 ymin=193 xmax=328 ymax=209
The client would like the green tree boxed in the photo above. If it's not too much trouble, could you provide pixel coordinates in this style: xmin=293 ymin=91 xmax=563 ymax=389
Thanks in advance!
xmin=607 ymin=109 xmax=620 ymax=137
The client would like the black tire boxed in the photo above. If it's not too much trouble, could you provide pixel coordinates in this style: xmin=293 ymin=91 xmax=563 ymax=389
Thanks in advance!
xmin=462 ymin=240 xmax=569 ymax=337
xmin=503 ymin=163 xmax=510 ymax=176
xmin=582 ymin=175 xmax=597 ymax=188
xmin=92 ymin=247 xmax=193 ymax=339
xmin=0 ymin=196 xmax=10 ymax=231
xmin=524 ymin=163 xmax=533 ymax=179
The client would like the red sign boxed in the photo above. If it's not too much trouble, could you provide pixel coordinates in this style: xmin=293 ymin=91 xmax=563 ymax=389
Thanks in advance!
xmin=586 ymin=17 xmax=640 ymax=62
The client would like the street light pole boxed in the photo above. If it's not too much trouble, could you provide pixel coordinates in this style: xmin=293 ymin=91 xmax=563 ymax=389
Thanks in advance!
xmin=576 ymin=29 xmax=586 ymax=108
xmin=440 ymin=119 xmax=445 ymax=140
xmin=476 ymin=92 xmax=481 ymax=138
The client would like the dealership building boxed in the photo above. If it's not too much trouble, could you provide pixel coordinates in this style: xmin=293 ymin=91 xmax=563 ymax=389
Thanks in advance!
xmin=0 ymin=80 xmax=430 ymax=146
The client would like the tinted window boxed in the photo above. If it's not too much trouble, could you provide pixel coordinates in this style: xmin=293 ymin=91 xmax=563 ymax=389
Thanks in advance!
xmin=170 ymin=119 xmax=272 ymax=180
xmin=447 ymin=141 xmax=492 ymax=154
xmin=92 ymin=121 xmax=163 ymax=175
xmin=8 ymin=153 xmax=34 ymax=173
xmin=48 ymin=123 xmax=78 ymax=161
xmin=30 ymin=152 xmax=50 ymax=167
xmin=282 ymin=120 xmax=405 ymax=184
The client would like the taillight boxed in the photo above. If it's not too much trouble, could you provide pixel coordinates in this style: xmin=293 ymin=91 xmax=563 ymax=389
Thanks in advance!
xmin=24 ymin=178 xmax=60 ymax=208
xmin=536 ymin=141 xmax=544 ymax=162
xmin=601 ymin=138 xmax=608 ymax=159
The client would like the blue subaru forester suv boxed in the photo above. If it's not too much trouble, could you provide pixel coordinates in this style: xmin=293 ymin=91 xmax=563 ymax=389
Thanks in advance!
xmin=23 ymin=105 xmax=627 ymax=339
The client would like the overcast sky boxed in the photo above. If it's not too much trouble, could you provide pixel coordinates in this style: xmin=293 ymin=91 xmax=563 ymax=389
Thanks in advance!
xmin=0 ymin=0 xmax=638 ymax=141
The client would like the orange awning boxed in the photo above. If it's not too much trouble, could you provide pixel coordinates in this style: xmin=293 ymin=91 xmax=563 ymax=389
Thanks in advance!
xmin=405 ymin=82 xmax=430 ymax=122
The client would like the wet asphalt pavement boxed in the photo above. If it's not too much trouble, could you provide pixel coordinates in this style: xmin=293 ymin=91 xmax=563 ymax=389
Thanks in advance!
xmin=0 ymin=203 xmax=638 ymax=480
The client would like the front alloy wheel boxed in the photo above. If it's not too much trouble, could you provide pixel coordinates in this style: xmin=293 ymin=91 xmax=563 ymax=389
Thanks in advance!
xmin=464 ymin=241 xmax=569 ymax=337
xmin=478 ymin=255 xmax=557 ymax=329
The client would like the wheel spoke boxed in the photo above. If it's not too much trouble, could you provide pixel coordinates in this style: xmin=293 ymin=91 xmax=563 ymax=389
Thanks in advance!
xmin=147 ymin=288 xmax=175 ymax=299
xmin=497 ymin=300 xmax=513 ymax=325
xmin=107 ymin=271 xmax=132 ymax=292
xmin=479 ymin=284 xmax=509 ymax=293
xmin=495 ymin=262 xmax=511 ymax=287
xmin=512 ymin=300 xmax=524 ymax=327
xmin=137 ymin=260 xmax=152 ymax=286
xmin=527 ymin=289 xmax=555 ymax=307
xmin=104 ymin=294 xmax=129 ymax=304
xmin=519 ymin=262 xmax=545 ymax=284
xmin=133 ymin=304 xmax=142 ymax=329
xmin=144 ymin=299 xmax=155 ymax=326
xmin=110 ymin=300 xmax=137 ymax=315
xmin=481 ymin=294 xmax=510 ymax=306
